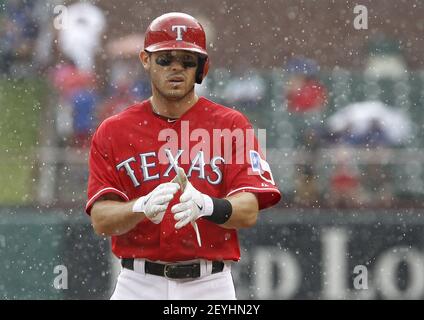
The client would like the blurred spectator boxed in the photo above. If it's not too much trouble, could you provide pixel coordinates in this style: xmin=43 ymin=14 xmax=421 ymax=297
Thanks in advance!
xmin=327 ymin=148 xmax=367 ymax=208
xmin=327 ymin=101 xmax=412 ymax=147
xmin=98 ymin=76 xmax=151 ymax=121
xmin=98 ymin=86 xmax=133 ymax=121
xmin=364 ymin=33 xmax=407 ymax=80
xmin=72 ymin=89 xmax=97 ymax=148
xmin=97 ymin=60 xmax=139 ymax=121
xmin=284 ymin=56 xmax=327 ymax=115
xmin=51 ymin=60 xmax=96 ymax=100
xmin=357 ymin=119 xmax=390 ymax=147
xmin=98 ymin=35 xmax=151 ymax=121
xmin=57 ymin=2 xmax=106 ymax=72
xmin=362 ymin=163 xmax=394 ymax=208
xmin=49 ymin=59 xmax=97 ymax=146
xmin=0 ymin=18 xmax=15 ymax=74
xmin=0 ymin=0 xmax=39 ymax=76
xmin=337 ymin=124 xmax=365 ymax=146
xmin=299 ymin=126 xmax=323 ymax=189
xmin=50 ymin=2 xmax=106 ymax=148
xmin=293 ymin=165 xmax=320 ymax=207
xmin=328 ymin=163 xmax=362 ymax=208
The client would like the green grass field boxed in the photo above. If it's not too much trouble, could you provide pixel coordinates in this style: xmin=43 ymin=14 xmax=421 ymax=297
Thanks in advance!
xmin=0 ymin=78 xmax=47 ymax=204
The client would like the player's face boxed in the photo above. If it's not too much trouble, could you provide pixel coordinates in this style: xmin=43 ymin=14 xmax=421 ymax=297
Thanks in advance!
xmin=143 ymin=50 xmax=198 ymax=101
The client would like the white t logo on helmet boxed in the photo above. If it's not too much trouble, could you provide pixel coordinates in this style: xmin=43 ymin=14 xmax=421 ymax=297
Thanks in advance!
xmin=172 ymin=25 xmax=187 ymax=41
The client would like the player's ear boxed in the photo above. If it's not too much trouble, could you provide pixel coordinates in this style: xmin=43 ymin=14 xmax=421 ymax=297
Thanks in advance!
xmin=140 ymin=51 xmax=150 ymax=71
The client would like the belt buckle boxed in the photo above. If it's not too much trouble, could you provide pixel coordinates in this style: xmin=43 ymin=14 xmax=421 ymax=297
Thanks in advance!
xmin=163 ymin=264 xmax=174 ymax=279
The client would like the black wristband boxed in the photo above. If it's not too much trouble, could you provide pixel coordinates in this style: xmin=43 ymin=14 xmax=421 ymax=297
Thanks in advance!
xmin=204 ymin=197 xmax=233 ymax=224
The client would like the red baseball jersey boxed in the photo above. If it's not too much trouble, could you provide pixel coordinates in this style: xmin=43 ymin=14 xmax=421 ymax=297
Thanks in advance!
xmin=86 ymin=97 xmax=281 ymax=261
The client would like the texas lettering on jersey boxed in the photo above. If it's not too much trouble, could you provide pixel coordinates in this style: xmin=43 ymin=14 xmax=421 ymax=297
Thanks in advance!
xmin=116 ymin=149 xmax=225 ymax=187
xmin=86 ymin=97 xmax=281 ymax=262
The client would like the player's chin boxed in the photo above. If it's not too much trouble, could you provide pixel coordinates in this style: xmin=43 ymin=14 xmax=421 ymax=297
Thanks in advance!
xmin=163 ymin=87 xmax=192 ymax=100
xmin=163 ymin=90 xmax=186 ymax=100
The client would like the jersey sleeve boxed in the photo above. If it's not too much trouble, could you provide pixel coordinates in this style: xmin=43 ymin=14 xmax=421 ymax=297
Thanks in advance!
xmin=224 ymin=112 xmax=281 ymax=210
xmin=85 ymin=121 xmax=129 ymax=215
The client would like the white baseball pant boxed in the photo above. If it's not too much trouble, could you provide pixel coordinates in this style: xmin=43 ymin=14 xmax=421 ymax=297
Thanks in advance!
xmin=110 ymin=259 xmax=237 ymax=300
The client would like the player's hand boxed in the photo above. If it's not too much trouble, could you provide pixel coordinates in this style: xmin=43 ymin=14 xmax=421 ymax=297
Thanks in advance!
xmin=171 ymin=168 xmax=209 ymax=229
xmin=132 ymin=182 xmax=180 ymax=224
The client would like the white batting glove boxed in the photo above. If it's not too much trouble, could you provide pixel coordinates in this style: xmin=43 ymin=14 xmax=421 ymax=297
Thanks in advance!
xmin=132 ymin=182 xmax=180 ymax=224
xmin=171 ymin=168 xmax=213 ymax=230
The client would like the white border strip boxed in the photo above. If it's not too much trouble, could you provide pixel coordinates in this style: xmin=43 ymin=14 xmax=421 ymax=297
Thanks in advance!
xmin=226 ymin=186 xmax=281 ymax=197
xmin=86 ymin=187 xmax=129 ymax=209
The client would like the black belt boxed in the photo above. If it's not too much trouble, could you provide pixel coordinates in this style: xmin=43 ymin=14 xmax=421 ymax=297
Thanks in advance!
xmin=121 ymin=258 xmax=224 ymax=279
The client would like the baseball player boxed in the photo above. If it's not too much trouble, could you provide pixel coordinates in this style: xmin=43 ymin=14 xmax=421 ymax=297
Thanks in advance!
xmin=86 ymin=12 xmax=281 ymax=300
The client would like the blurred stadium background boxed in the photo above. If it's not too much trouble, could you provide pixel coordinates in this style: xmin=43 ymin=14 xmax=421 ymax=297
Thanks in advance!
xmin=1 ymin=0 xmax=424 ymax=299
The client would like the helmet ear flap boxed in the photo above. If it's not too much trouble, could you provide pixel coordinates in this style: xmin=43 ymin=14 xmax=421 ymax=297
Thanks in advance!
xmin=196 ymin=56 xmax=209 ymax=84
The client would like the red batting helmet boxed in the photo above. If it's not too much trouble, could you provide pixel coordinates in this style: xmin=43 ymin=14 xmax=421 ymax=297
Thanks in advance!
xmin=143 ymin=12 xmax=209 ymax=84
